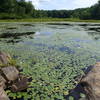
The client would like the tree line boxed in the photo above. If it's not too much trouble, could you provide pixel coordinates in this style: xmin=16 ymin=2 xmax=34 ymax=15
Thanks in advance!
xmin=0 ymin=0 xmax=100 ymax=20
xmin=33 ymin=0 xmax=100 ymax=20
xmin=0 ymin=0 xmax=34 ymax=19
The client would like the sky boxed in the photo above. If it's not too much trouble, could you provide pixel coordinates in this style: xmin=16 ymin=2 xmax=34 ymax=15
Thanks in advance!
xmin=27 ymin=0 xmax=99 ymax=10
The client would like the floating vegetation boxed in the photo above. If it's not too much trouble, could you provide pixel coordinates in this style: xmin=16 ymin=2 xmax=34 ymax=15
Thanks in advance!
xmin=0 ymin=32 xmax=35 ymax=38
xmin=77 ymin=23 xmax=100 ymax=27
xmin=0 ymin=22 xmax=100 ymax=100
xmin=87 ymin=31 xmax=100 ymax=40
xmin=47 ymin=23 xmax=73 ymax=26
xmin=77 ymin=24 xmax=88 ymax=26
xmin=88 ymin=27 xmax=100 ymax=32
xmin=21 ymin=23 xmax=35 ymax=26
xmin=58 ymin=46 xmax=75 ymax=54
xmin=0 ymin=31 xmax=35 ymax=43
xmin=86 ymin=24 xmax=100 ymax=26
xmin=6 ymin=27 xmax=17 ymax=30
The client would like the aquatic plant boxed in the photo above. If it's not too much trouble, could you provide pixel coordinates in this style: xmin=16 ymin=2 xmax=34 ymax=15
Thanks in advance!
xmin=0 ymin=22 xmax=100 ymax=100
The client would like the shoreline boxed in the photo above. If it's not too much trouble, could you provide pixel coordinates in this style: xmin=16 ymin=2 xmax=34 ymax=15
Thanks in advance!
xmin=0 ymin=18 xmax=100 ymax=23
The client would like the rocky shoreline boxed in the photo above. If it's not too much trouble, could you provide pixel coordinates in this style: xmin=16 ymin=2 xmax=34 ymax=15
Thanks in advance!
xmin=0 ymin=52 xmax=29 ymax=100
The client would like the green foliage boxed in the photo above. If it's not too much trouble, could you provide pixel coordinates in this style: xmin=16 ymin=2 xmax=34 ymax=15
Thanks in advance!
xmin=32 ymin=10 xmax=71 ymax=18
xmin=0 ymin=0 xmax=34 ymax=19
xmin=0 ymin=0 xmax=100 ymax=20
xmin=0 ymin=57 xmax=16 ymax=68
xmin=0 ymin=13 xmax=23 ymax=19
xmin=31 ymin=0 xmax=100 ymax=20
xmin=0 ymin=18 xmax=100 ymax=23
xmin=6 ymin=90 xmax=31 ymax=100
xmin=80 ymin=93 xmax=86 ymax=98
xmin=69 ymin=96 xmax=74 ymax=100
xmin=90 ymin=2 xmax=100 ymax=19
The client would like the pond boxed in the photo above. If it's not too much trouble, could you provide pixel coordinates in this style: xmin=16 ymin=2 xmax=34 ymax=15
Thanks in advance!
xmin=0 ymin=22 xmax=100 ymax=100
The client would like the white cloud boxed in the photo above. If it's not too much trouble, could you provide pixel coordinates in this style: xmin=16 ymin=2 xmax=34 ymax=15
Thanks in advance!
xmin=26 ymin=0 xmax=39 ymax=9
xmin=27 ymin=0 xmax=51 ymax=9
xmin=73 ymin=0 xmax=98 ymax=8
xmin=27 ymin=0 xmax=99 ymax=10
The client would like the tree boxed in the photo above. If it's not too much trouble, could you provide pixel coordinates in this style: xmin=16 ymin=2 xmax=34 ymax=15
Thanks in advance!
xmin=90 ymin=1 xmax=100 ymax=19
xmin=25 ymin=1 xmax=34 ymax=15
xmin=0 ymin=0 xmax=16 ymax=13
xmin=0 ymin=0 xmax=100 ymax=20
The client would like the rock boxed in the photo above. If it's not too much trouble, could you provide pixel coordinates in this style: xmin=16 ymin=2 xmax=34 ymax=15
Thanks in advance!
xmin=1 ymin=66 xmax=19 ymax=81
xmin=0 ymin=87 xmax=9 ymax=100
xmin=80 ymin=62 xmax=100 ymax=100
xmin=0 ymin=75 xmax=6 ymax=89
xmin=66 ymin=83 xmax=86 ymax=100
xmin=0 ymin=52 xmax=11 ymax=65
xmin=0 ymin=52 xmax=30 ymax=99
xmin=11 ymin=75 xmax=28 ymax=92
xmin=67 ymin=62 xmax=100 ymax=100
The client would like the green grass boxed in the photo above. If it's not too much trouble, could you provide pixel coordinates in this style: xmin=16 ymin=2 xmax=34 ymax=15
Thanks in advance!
xmin=0 ymin=18 xmax=100 ymax=23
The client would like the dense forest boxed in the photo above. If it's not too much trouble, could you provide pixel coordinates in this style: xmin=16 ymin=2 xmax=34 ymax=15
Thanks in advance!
xmin=0 ymin=0 xmax=34 ymax=19
xmin=0 ymin=0 xmax=100 ymax=20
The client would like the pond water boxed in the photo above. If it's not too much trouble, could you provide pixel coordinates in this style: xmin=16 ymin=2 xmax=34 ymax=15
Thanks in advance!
xmin=0 ymin=22 xmax=100 ymax=99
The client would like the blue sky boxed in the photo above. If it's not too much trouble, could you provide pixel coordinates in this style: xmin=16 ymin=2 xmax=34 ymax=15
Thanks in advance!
xmin=27 ymin=0 xmax=99 ymax=10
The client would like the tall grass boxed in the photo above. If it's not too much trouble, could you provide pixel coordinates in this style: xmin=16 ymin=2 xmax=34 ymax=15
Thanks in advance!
xmin=0 ymin=18 xmax=100 ymax=22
